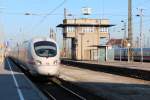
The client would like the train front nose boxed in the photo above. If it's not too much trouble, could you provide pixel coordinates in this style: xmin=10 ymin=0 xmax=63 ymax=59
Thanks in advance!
xmin=36 ymin=65 xmax=60 ymax=76
xmin=36 ymin=59 xmax=60 ymax=75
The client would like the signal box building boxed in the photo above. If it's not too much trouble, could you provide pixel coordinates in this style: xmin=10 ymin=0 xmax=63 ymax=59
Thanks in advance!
xmin=57 ymin=18 xmax=114 ymax=60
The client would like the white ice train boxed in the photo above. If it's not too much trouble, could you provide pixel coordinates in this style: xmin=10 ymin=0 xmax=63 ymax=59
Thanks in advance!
xmin=9 ymin=38 xmax=60 ymax=76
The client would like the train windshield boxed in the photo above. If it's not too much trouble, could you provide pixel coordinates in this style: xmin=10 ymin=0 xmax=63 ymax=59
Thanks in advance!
xmin=34 ymin=41 xmax=57 ymax=57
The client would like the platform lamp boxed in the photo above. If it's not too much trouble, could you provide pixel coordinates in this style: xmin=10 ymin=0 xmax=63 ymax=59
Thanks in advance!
xmin=127 ymin=43 xmax=131 ymax=63
xmin=136 ymin=8 xmax=144 ymax=63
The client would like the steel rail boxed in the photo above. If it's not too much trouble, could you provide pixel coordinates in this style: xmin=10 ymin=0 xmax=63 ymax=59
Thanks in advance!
xmin=50 ymin=78 xmax=86 ymax=100
xmin=42 ymin=89 xmax=57 ymax=100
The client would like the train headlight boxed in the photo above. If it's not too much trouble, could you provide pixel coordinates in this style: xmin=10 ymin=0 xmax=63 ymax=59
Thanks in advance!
xmin=53 ymin=60 xmax=58 ymax=65
xmin=35 ymin=60 xmax=42 ymax=65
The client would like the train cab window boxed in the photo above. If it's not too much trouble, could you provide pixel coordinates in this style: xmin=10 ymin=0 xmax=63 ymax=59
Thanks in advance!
xmin=34 ymin=41 xmax=57 ymax=57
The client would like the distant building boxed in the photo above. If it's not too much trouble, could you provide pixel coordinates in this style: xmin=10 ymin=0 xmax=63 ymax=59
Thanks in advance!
xmin=106 ymin=39 xmax=128 ymax=48
xmin=57 ymin=18 xmax=114 ymax=60
xmin=49 ymin=28 xmax=56 ymax=40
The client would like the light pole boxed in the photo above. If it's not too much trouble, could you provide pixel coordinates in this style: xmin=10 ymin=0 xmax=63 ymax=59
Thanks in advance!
xmin=79 ymin=33 xmax=84 ymax=61
xmin=119 ymin=44 xmax=122 ymax=62
xmin=121 ymin=20 xmax=127 ymax=42
xmin=127 ymin=43 xmax=131 ymax=63
xmin=137 ymin=8 xmax=144 ymax=63
xmin=121 ymin=20 xmax=127 ymax=62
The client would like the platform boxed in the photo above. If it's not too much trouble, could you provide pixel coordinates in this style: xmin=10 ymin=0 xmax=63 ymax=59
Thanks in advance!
xmin=82 ymin=60 xmax=150 ymax=71
xmin=62 ymin=59 xmax=150 ymax=71
xmin=61 ymin=59 xmax=150 ymax=80
xmin=0 ymin=59 xmax=48 ymax=100
xmin=59 ymin=64 xmax=150 ymax=100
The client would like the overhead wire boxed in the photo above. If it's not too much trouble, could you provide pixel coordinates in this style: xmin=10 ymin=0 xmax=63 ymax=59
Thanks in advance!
xmin=28 ymin=0 xmax=67 ymax=33
xmin=2 ymin=11 xmax=150 ymax=18
xmin=0 ymin=12 xmax=64 ymax=16
xmin=3 ymin=0 xmax=150 ymax=34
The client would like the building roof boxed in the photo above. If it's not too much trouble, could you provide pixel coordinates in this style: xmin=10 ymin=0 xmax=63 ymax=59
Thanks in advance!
xmin=57 ymin=24 xmax=115 ymax=28
xmin=88 ymin=45 xmax=109 ymax=48
xmin=106 ymin=39 xmax=123 ymax=45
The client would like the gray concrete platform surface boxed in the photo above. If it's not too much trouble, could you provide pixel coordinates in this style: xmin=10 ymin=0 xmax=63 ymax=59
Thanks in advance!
xmin=0 ymin=59 xmax=48 ymax=100
xmin=59 ymin=64 xmax=150 ymax=100
xmin=61 ymin=59 xmax=150 ymax=80
xmin=83 ymin=60 xmax=150 ymax=71
xmin=62 ymin=59 xmax=150 ymax=71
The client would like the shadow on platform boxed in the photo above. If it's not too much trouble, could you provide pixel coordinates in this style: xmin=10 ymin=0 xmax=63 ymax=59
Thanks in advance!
xmin=67 ymin=81 xmax=150 ymax=100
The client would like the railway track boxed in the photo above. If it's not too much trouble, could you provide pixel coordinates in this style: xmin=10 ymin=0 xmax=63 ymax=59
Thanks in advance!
xmin=36 ymin=78 xmax=86 ymax=100
xmin=9 ymin=58 xmax=102 ymax=100
xmin=32 ymin=77 xmax=102 ymax=100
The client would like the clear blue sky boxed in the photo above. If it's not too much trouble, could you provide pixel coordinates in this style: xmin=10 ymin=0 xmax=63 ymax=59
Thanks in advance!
xmin=0 ymin=0 xmax=150 ymax=47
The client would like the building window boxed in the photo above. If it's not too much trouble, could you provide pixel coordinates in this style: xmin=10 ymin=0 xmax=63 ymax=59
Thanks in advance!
xmin=100 ymin=27 xmax=108 ymax=32
xmin=81 ymin=27 xmax=86 ymax=33
xmin=66 ymin=27 xmax=75 ymax=32
xmin=81 ymin=27 xmax=95 ymax=33
xmin=90 ymin=27 xmax=94 ymax=32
